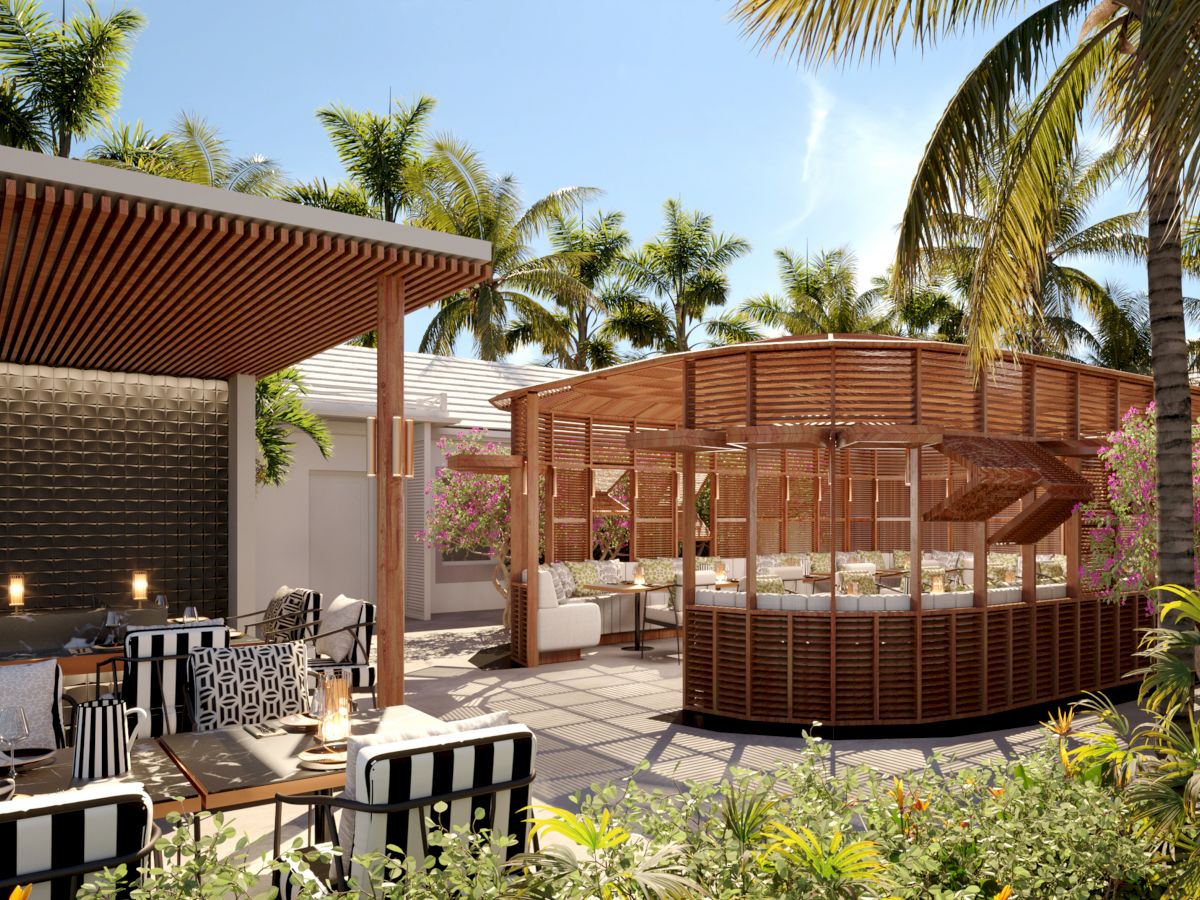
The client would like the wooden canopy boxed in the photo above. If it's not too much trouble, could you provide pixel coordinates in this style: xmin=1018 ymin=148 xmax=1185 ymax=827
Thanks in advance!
xmin=0 ymin=147 xmax=491 ymax=378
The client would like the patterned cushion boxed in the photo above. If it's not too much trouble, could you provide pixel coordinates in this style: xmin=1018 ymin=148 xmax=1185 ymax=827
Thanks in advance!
xmin=840 ymin=571 xmax=879 ymax=595
xmin=756 ymin=577 xmax=786 ymax=594
xmin=123 ymin=621 xmax=230 ymax=737
xmin=314 ymin=595 xmax=364 ymax=663
xmin=263 ymin=587 xmax=310 ymax=642
xmin=548 ymin=563 xmax=573 ymax=600
xmin=1037 ymin=555 xmax=1068 ymax=584
xmin=640 ymin=558 xmax=676 ymax=588
xmin=189 ymin=642 xmax=308 ymax=731
xmin=809 ymin=553 xmax=831 ymax=574
xmin=0 ymin=659 xmax=63 ymax=749
xmin=892 ymin=550 xmax=910 ymax=570
xmin=595 ymin=559 xmax=624 ymax=583
xmin=0 ymin=782 xmax=153 ymax=896
xmin=564 ymin=561 xmax=602 ymax=596
xmin=987 ymin=553 xmax=1020 ymax=587
xmin=857 ymin=551 xmax=886 ymax=569
xmin=921 ymin=565 xmax=947 ymax=591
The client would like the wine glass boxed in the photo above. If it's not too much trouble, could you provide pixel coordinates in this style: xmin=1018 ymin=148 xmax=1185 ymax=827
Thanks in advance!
xmin=183 ymin=605 xmax=198 ymax=622
xmin=0 ymin=707 xmax=29 ymax=780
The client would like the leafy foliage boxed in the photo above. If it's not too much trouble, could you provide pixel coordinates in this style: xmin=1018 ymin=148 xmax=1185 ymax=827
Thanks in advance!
xmin=254 ymin=367 xmax=332 ymax=487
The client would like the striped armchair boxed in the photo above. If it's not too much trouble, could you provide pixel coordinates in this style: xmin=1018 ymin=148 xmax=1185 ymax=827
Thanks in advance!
xmin=0 ymin=782 xmax=159 ymax=898
xmin=104 ymin=621 xmax=230 ymax=737
xmin=273 ymin=724 xmax=536 ymax=895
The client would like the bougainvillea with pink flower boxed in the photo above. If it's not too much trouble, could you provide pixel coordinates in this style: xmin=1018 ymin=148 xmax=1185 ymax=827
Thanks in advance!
xmin=416 ymin=430 xmax=513 ymax=600
xmin=1081 ymin=403 xmax=1200 ymax=602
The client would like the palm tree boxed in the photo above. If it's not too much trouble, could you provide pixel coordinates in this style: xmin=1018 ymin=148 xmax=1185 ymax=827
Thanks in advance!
xmin=0 ymin=0 xmax=144 ymax=157
xmin=87 ymin=112 xmax=285 ymax=195
xmin=875 ymin=270 xmax=967 ymax=342
xmin=255 ymin=367 xmax=332 ymax=487
xmin=930 ymin=135 xmax=1146 ymax=358
xmin=609 ymin=198 xmax=757 ymax=353
xmin=409 ymin=137 xmax=599 ymax=361
xmin=730 ymin=0 xmax=1200 ymax=588
xmin=309 ymin=95 xmax=435 ymax=223
xmin=506 ymin=210 xmax=641 ymax=370
xmin=739 ymin=247 xmax=894 ymax=335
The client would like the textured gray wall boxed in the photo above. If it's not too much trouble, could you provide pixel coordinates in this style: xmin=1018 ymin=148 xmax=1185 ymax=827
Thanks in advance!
xmin=0 ymin=364 xmax=229 ymax=613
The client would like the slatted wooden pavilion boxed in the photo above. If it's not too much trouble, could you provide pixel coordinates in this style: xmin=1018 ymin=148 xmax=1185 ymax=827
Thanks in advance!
xmin=0 ymin=147 xmax=493 ymax=706
xmin=485 ymin=334 xmax=1200 ymax=728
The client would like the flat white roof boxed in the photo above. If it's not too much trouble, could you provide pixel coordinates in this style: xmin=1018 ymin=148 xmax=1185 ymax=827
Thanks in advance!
xmin=298 ymin=345 xmax=580 ymax=431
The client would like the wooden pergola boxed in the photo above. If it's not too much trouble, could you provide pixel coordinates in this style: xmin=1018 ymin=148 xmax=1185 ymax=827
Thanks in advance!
xmin=0 ymin=147 xmax=492 ymax=706
xmin=486 ymin=335 xmax=1200 ymax=727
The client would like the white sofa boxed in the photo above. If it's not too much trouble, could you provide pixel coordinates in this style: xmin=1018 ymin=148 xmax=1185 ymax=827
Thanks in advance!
xmin=523 ymin=570 xmax=602 ymax=654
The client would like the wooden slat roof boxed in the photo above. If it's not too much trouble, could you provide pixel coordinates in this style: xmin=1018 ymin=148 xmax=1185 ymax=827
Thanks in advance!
xmin=0 ymin=147 xmax=492 ymax=378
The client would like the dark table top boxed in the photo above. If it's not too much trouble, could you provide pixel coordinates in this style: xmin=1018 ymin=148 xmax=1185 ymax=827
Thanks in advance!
xmin=157 ymin=705 xmax=442 ymax=810
xmin=10 ymin=742 xmax=201 ymax=814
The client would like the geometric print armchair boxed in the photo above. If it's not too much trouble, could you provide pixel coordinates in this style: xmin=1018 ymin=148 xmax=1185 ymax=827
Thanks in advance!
xmin=308 ymin=599 xmax=376 ymax=705
xmin=188 ymin=642 xmax=309 ymax=732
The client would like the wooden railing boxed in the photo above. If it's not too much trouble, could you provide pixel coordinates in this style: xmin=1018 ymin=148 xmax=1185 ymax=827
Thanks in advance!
xmin=683 ymin=595 xmax=1150 ymax=727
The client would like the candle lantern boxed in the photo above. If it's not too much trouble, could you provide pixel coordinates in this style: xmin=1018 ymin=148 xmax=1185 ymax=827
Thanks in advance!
xmin=633 ymin=564 xmax=646 ymax=587
xmin=714 ymin=560 xmax=727 ymax=581
xmin=131 ymin=572 xmax=148 ymax=604
xmin=930 ymin=573 xmax=945 ymax=594
xmin=7 ymin=574 xmax=24 ymax=610
xmin=316 ymin=671 xmax=352 ymax=748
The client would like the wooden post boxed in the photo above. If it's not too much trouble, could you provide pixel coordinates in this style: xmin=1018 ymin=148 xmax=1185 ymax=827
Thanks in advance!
xmin=375 ymin=274 xmax=405 ymax=707
xmin=828 ymin=440 xmax=838 ymax=604
xmin=908 ymin=448 xmax=922 ymax=612
xmin=525 ymin=393 xmax=540 ymax=666
xmin=1021 ymin=492 xmax=1037 ymax=604
xmin=1064 ymin=458 xmax=1082 ymax=598
xmin=508 ymin=409 xmax=528 ymax=663
xmin=746 ymin=448 xmax=758 ymax=610
xmin=971 ymin=520 xmax=988 ymax=608
xmin=545 ymin=467 xmax=556 ymax=563
xmin=683 ymin=452 xmax=697 ymax=604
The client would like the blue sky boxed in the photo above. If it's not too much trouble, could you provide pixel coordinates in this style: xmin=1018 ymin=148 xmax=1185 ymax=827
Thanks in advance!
xmin=99 ymin=0 xmax=1151 ymax=357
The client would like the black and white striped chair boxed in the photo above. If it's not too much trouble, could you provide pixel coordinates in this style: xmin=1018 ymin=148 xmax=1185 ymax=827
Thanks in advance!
xmin=102 ymin=620 xmax=230 ymax=737
xmin=273 ymin=724 xmax=536 ymax=895
xmin=0 ymin=782 xmax=159 ymax=899
xmin=308 ymin=600 xmax=376 ymax=705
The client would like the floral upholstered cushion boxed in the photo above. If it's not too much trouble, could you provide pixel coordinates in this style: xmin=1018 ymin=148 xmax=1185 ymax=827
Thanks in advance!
xmin=695 ymin=556 xmax=723 ymax=572
xmin=564 ymin=561 xmax=602 ymax=596
xmin=595 ymin=559 xmax=624 ymax=583
xmin=756 ymin=577 xmax=786 ymax=595
xmin=809 ymin=553 xmax=831 ymax=574
xmin=857 ymin=550 xmax=886 ymax=569
xmin=986 ymin=553 xmax=1020 ymax=587
xmin=640 ymin=558 xmax=676 ymax=587
xmin=892 ymin=550 xmax=910 ymax=570
xmin=840 ymin=571 xmax=879 ymax=595
xmin=1037 ymin=555 xmax=1068 ymax=584
xmin=548 ymin=563 xmax=574 ymax=600
xmin=920 ymin=565 xmax=947 ymax=591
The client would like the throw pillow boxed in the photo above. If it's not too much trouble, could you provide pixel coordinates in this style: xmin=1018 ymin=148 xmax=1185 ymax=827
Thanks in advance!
xmin=264 ymin=587 xmax=308 ymax=642
xmin=0 ymin=659 xmax=60 ymax=749
xmin=341 ymin=710 xmax=511 ymax=852
xmin=189 ymin=642 xmax=308 ymax=731
xmin=858 ymin=550 xmax=885 ymax=569
xmin=314 ymin=595 xmax=364 ymax=663
xmin=1037 ymin=555 xmax=1067 ymax=584
xmin=756 ymin=577 xmax=786 ymax=595
xmin=548 ymin=563 xmax=573 ymax=600
xmin=892 ymin=550 xmax=910 ymax=570
xmin=564 ymin=561 xmax=602 ymax=596
xmin=595 ymin=560 xmax=624 ymax=583
xmin=841 ymin=571 xmax=879 ymax=595
xmin=809 ymin=553 xmax=831 ymax=574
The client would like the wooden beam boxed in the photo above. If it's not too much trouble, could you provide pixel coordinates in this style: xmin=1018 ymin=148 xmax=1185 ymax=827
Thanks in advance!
xmin=447 ymin=453 xmax=524 ymax=473
xmin=726 ymin=424 xmax=830 ymax=448
xmin=375 ymin=273 xmax=405 ymax=707
xmin=746 ymin=448 xmax=758 ymax=610
xmin=625 ymin=427 xmax=732 ymax=452
xmin=909 ymin=448 xmax=922 ymax=613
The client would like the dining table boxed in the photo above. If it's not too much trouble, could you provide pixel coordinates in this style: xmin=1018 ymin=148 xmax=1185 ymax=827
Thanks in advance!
xmin=583 ymin=582 xmax=673 ymax=655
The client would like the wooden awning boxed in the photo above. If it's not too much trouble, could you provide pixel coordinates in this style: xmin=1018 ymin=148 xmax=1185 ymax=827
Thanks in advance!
xmin=924 ymin=436 xmax=1093 ymax=544
xmin=0 ymin=148 xmax=491 ymax=378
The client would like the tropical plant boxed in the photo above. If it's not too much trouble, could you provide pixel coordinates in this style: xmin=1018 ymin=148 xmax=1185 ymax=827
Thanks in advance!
xmin=729 ymin=0 xmax=1200 ymax=590
xmin=507 ymin=209 xmax=635 ymax=370
xmin=87 ymin=112 xmax=284 ymax=195
xmin=410 ymin=137 xmax=599 ymax=361
xmin=416 ymin=429 xmax=515 ymax=602
xmin=1084 ymin=284 xmax=1153 ymax=373
xmin=930 ymin=136 xmax=1147 ymax=359
xmin=255 ymin=367 xmax=332 ymax=488
xmin=0 ymin=0 xmax=144 ymax=157
xmin=739 ymin=246 xmax=894 ymax=335
xmin=1080 ymin=403 xmax=1200 ymax=600
xmin=608 ymin=198 xmax=759 ymax=353
xmin=875 ymin=268 xmax=967 ymax=341
xmin=282 ymin=177 xmax=375 ymax=218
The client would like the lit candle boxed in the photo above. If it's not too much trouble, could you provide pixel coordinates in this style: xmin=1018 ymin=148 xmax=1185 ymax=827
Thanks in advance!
xmin=714 ymin=561 xmax=727 ymax=581
xmin=931 ymin=573 xmax=945 ymax=594
xmin=8 ymin=574 xmax=24 ymax=609
xmin=316 ymin=672 xmax=352 ymax=747
xmin=633 ymin=564 xmax=646 ymax=587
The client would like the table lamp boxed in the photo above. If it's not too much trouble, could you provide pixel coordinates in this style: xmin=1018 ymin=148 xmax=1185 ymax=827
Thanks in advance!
xmin=7 ymin=574 xmax=24 ymax=611
xmin=132 ymin=571 xmax=148 ymax=605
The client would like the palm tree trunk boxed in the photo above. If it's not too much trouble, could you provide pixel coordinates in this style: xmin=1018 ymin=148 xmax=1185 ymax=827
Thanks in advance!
xmin=1147 ymin=129 xmax=1194 ymax=591
xmin=57 ymin=127 xmax=70 ymax=158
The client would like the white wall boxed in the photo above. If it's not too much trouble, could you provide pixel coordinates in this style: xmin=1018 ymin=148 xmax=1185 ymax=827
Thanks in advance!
xmin=251 ymin=416 xmax=506 ymax=619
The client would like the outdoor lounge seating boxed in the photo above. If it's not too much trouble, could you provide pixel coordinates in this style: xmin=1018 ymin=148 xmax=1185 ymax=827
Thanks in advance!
xmin=0 ymin=659 xmax=74 ymax=750
xmin=272 ymin=723 xmax=537 ymax=895
xmin=0 ymin=782 xmax=159 ymax=898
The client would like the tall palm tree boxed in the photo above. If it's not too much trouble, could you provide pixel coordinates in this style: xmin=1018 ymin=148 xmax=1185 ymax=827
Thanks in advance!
xmin=874 ymin=269 xmax=967 ymax=342
xmin=507 ymin=210 xmax=641 ymax=370
xmin=0 ymin=0 xmax=144 ymax=157
xmin=410 ymin=137 xmax=599 ymax=361
xmin=730 ymin=0 xmax=1200 ymax=588
xmin=309 ymin=95 xmax=435 ymax=223
xmin=739 ymin=246 xmax=895 ymax=335
xmin=87 ymin=112 xmax=285 ymax=195
xmin=609 ymin=198 xmax=758 ymax=353
xmin=931 ymin=135 xmax=1146 ymax=358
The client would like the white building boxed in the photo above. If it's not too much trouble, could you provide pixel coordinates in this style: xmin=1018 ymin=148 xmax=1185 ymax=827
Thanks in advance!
xmin=253 ymin=346 xmax=577 ymax=620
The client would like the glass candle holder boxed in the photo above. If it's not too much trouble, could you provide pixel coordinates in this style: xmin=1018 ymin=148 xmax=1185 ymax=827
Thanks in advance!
xmin=633 ymin=564 xmax=646 ymax=587
xmin=931 ymin=573 xmax=945 ymax=594
xmin=316 ymin=672 xmax=351 ymax=748
xmin=714 ymin=561 xmax=727 ymax=581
